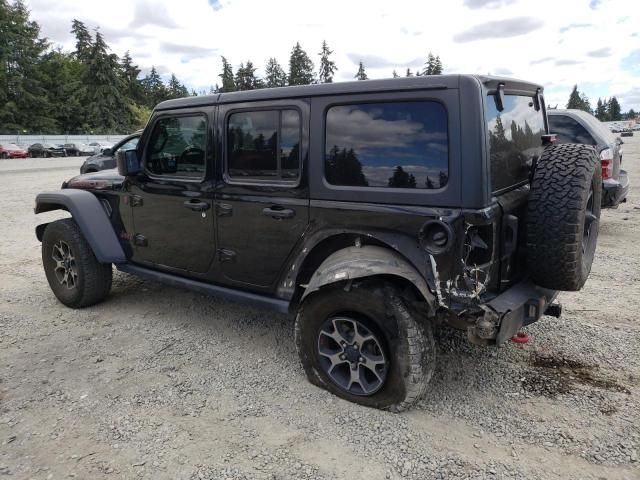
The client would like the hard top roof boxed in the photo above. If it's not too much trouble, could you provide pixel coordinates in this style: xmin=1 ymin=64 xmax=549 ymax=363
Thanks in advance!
xmin=155 ymin=74 xmax=543 ymax=111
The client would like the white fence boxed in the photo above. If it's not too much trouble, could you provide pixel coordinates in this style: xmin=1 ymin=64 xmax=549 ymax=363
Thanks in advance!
xmin=0 ymin=134 xmax=127 ymax=145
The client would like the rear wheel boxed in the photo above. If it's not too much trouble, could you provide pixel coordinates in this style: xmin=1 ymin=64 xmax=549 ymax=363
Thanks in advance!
xmin=527 ymin=143 xmax=601 ymax=291
xmin=295 ymin=281 xmax=435 ymax=412
xmin=42 ymin=219 xmax=112 ymax=308
xmin=1 ymin=152 xmax=7 ymax=159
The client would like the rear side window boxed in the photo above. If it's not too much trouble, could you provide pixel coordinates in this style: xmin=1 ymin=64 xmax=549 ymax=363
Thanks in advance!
xmin=324 ymin=101 xmax=449 ymax=189
xmin=486 ymin=95 xmax=545 ymax=193
xmin=548 ymin=115 xmax=596 ymax=146
xmin=227 ymin=109 xmax=301 ymax=182
xmin=146 ymin=115 xmax=207 ymax=178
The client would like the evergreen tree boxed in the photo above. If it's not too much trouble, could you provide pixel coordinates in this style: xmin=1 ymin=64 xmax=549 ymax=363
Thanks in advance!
xmin=566 ymin=85 xmax=591 ymax=113
xmin=288 ymin=42 xmax=314 ymax=85
xmin=70 ymin=19 xmax=92 ymax=63
xmin=40 ymin=50 xmax=86 ymax=132
xmin=595 ymin=98 xmax=608 ymax=121
xmin=120 ymin=51 xmax=142 ymax=103
xmin=0 ymin=0 xmax=54 ymax=133
xmin=423 ymin=52 xmax=436 ymax=75
xmin=235 ymin=61 xmax=261 ymax=90
xmin=167 ymin=73 xmax=189 ymax=98
xmin=388 ymin=166 xmax=416 ymax=188
xmin=627 ymin=108 xmax=636 ymax=120
xmin=392 ymin=70 xmax=399 ymax=78
xmin=406 ymin=68 xmax=413 ymax=77
xmin=83 ymin=30 xmax=130 ymax=131
xmin=218 ymin=56 xmax=235 ymax=92
xmin=264 ymin=57 xmax=287 ymax=87
xmin=141 ymin=66 xmax=167 ymax=108
xmin=354 ymin=61 xmax=368 ymax=80
xmin=432 ymin=55 xmax=443 ymax=74
xmin=608 ymin=96 xmax=622 ymax=121
xmin=318 ymin=40 xmax=337 ymax=83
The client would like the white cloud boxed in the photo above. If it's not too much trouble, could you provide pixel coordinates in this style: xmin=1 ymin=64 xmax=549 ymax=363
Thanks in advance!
xmin=25 ymin=0 xmax=640 ymax=109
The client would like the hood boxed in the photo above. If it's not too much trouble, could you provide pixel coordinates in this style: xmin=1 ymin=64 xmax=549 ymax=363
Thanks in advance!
xmin=64 ymin=168 xmax=125 ymax=191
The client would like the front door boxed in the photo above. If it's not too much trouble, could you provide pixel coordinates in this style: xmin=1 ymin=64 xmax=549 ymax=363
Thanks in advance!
xmin=215 ymin=101 xmax=309 ymax=288
xmin=129 ymin=111 xmax=216 ymax=274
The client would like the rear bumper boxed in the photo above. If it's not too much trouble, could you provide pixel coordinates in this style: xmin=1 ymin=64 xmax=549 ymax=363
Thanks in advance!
xmin=602 ymin=171 xmax=629 ymax=208
xmin=469 ymin=280 xmax=558 ymax=345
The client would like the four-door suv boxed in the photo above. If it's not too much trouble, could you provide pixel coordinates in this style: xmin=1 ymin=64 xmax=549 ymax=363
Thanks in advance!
xmin=35 ymin=75 xmax=601 ymax=411
xmin=548 ymin=109 xmax=629 ymax=207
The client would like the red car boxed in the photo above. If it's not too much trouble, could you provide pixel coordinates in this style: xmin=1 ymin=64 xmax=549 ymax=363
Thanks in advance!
xmin=0 ymin=144 xmax=28 ymax=159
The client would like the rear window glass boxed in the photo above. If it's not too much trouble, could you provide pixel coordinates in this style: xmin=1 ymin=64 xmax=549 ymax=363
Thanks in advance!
xmin=485 ymin=95 xmax=545 ymax=193
xmin=548 ymin=115 xmax=596 ymax=146
xmin=325 ymin=101 xmax=448 ymax=189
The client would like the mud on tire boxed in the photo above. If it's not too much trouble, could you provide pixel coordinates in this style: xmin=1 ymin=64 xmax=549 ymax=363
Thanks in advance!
xmin=295 ymin=281 xmax=435 ymax=412
xmin=526 ymin=143 xmax=601 ymax=291
xmin=42 ymin=218 xmax=112 ymax=308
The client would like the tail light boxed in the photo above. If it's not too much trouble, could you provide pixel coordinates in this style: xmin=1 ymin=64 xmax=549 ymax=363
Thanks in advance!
xmin=600 ymin=148 xmax=613 ymax=179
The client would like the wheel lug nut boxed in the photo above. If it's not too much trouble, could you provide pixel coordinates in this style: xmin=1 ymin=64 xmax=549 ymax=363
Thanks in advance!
xmin=353 ymin=344 xmax=358 ymax=350
xmin=359 ymin=357 xmax=364 ymax=362
xmin=339 ymin=354 xmax=345 ymax=360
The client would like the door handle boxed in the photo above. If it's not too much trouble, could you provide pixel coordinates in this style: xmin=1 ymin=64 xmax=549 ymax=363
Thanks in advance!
xmin=262 ymin=206 xmax=295 ymax=219
xmin=183 ymin=199 xmax=210 ymax=212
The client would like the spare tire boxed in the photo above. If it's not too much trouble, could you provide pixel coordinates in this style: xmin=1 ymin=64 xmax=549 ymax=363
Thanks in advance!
xmin=526 ymin=143 xmax=601 ymax=291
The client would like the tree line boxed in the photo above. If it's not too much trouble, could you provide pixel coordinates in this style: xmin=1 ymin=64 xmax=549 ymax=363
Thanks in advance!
xmin=0 ymin=1 xmax=444 ymax=134
xmin=564 ymin=85 xmax=634 ymax=122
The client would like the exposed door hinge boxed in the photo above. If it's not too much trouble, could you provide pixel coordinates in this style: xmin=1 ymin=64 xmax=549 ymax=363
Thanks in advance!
xmin=217 ymin=248 xmax=236 ymax=262
xmin=134 ymin=234 xmax=148 ymax=247
xmin=216 ymin=202 xmax=233 ymax=217
xmin=130 ymin=195 xmax=143 ymax=207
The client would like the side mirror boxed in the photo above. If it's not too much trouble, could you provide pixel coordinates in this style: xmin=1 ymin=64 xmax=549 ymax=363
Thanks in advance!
xmin=103 ymin=148 xmax=112 ymax=156
xmin=116 ymin=149 xmax=141 ymax=176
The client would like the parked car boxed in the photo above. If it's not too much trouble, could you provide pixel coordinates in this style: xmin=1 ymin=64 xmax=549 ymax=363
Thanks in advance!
xmin=88 ymin=141 xmax=113 ymax=154
xmin=28 ymin=143 xmax=67 ymax=158
xmin=80 ymin=132 xmax=141 ymax=173
xmin=548 ymin=109 xmax=629 ymax=208
xmin=620 ymin=129 xmax=634 ymax=137
xmin=63 ymin=143 xmax=98 ymax=156
xmin=0 ymin=143 xmax=28 ymax=159
xmin=35 ymin=75 xmax=600 ymax=411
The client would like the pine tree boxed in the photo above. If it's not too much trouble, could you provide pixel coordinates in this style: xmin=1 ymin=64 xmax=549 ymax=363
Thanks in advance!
xmin=0 ymin=0 xmax=55 ymax=133
xmin=423 ymin=52 xmax=435 ymax=75
xmin=235 ymin=61 xmax=261 ymax=90
xmin=40 ymin=50 xmax=86 ymax=132
xmin=627 ymin=108 xmax=636 ymax=120
xmin=141 ymin=66 xmax=166 ymax=108
xmin=595 ymin=98 xmax=608 ymax=121
xmin=406 ymin=68 xmax=413 ymax=77
xmin=392 ymin=70 xmax=399 ymax=78
xmin=218 ymin=56 xmax=235 ymax=92
xmin=120 ymin=51 xmax=142 ymax=103
xmin=354 ymin=62 xmax=367 ymax=80
xmin=318 ymin=40 xmax=337 ymax=83
xmin=288 ymin=42 xmax=315 ymax=86
xmin=566 ymin=85 xmax=591 ymax=112
xmin=167 ymin=73 xmax=189 ymax=98
xmin=70 ymin=19 xmax=92 ymax=63
xmin=83 ymin=30 xmax=130 ymax=131
xmin=264 ymin=58 xmax=287 ymax=88
xmin=608 ymin=96 xmax=622 ymax=121
xmin=432 ymin=56 xmax=443 ymax=74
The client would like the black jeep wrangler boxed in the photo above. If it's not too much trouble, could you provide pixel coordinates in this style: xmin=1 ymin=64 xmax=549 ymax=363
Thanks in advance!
xmin=35 ymin=75 xmax=601 ymax=411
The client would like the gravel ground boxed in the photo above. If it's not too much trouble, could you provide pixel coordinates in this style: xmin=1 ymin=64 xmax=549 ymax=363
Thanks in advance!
xmin=0 ymin=140 xmax=639 ymax=480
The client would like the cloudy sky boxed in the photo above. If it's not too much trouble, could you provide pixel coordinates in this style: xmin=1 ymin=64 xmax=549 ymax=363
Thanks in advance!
xmin=25 ymin=0 xmax=640 ymax=110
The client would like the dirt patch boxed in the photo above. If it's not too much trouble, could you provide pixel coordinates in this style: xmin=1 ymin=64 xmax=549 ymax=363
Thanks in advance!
xmin=522 ymin=353 xmax=631 ymax=397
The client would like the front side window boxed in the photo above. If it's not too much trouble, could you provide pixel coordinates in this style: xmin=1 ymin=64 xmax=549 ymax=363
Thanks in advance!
xmin=227 ymin=109 xmax=301 ymax=181
xmin=325 ymin=101 xmax=449 ymax=189
xmin=146 ymin=115 xmax=207 ymax=178
xmin=486 ymin=95 xmax=546 ymax=193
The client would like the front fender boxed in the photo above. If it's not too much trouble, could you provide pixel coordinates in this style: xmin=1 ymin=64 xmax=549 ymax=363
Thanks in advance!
xmin=301 ymin=245 xmax=436 ymax=313
xmin=35 ymin=190 xmax=125 ymax=263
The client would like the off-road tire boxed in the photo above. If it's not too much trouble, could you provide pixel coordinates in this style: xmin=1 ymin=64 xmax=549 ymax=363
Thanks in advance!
xmin=527 ymin=143 xmax=601 ymax=291
xmin=42 ymin=219 xmax=112 ymax=308
xmin=295 ymin=281 xmax=435 ymax=412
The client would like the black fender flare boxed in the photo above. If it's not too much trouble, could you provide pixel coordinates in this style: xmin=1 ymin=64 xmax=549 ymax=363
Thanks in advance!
xmin=34 ymin=190 xmax=126 ymax=263
xmin=300 ymin=245 xmax=436 ymax=314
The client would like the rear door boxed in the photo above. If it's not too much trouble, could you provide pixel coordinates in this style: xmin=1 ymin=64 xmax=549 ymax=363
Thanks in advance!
xmin=215 ymin=100 xmax=309 ymax=288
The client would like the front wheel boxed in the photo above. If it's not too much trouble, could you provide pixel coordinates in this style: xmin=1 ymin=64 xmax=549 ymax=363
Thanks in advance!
xmin=42 ymin=219 xmax=112 ymax=308
xmin=295 ymin=281 xmax=435 ymax=412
